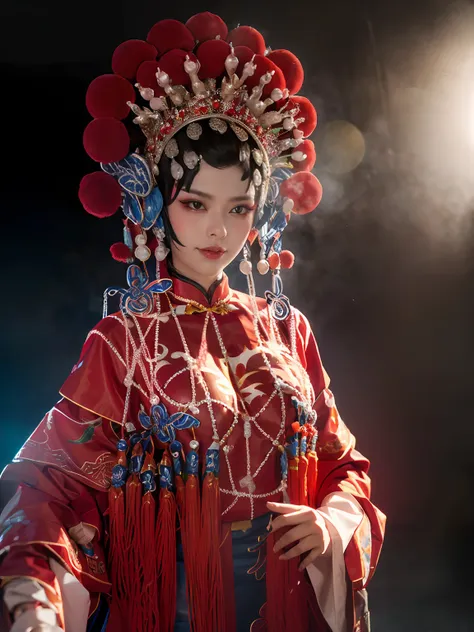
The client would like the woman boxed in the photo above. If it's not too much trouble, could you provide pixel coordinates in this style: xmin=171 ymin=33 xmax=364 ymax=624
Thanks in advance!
xmin=0 ymin=11 xmax=385 ymax=632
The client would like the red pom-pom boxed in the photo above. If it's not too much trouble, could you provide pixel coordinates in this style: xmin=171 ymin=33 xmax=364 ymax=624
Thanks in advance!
xmin=279 ymin=250 xmax=295 ymax=269
xmin=244 ymin=55 xmax=285 ymax=98
xmin=110 ymin=242 xmax=133 ymax=262
xmin=267 ymin=50 xmax=304 ymax=95
xmin=292 ymin=139 xmax=316 ymax=172
xmin=83 ymin=118 xmax=130 ymax=163
xmin=291 ymin=96 xmax=317 ymax=137
xmin=86 ymin=74 xmax=136 ymax=120
xmin=112 ymin=39 xmax=157 ymax=80
xmin=79 ymin=172 xmax=122 ymax=218
xmin=227 ymin=26 xmax=266 ymax=55
xmin=268 ymin=252 xmax=280 ymax=270
xmin=136 ymin=60 xmax=164 ymax=97
xmin=147 ymin=20 xmax=195 ymax=55
xmin=186 ymin=12 xmax=228 ymax=42
xmin=280 ymin=172 xmax=322 ymax=214
xmin=197 ymin=39 xmax=231 ymax=79
xmin=158 ymin=49 xmax=198 ymax=86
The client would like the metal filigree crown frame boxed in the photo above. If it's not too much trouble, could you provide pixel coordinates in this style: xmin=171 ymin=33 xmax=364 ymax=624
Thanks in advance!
xmin=127 ymin=47 xmax=308 ymax=180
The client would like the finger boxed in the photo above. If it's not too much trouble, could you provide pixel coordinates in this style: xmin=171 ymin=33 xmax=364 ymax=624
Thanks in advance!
xmin=279 ymin=534 xmax=324 ymax=561
xmin=271 ymin=506 xmax=314 ymax=533
xmin=273 ymin=522 xmax=315 ymax=553
xmin=298 ymin=548 xmax=322 ymax=571
xmin=266 ymin=501 xmax=302 ymax=514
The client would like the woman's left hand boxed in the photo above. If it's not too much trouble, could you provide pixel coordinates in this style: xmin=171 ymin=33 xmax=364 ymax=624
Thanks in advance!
xmin=266 ymin=501 xmax=331 ymax=571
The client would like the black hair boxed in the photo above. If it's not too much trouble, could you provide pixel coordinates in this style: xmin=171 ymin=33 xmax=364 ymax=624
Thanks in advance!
xmin=155 ymin=121 xmax=262 ymax=248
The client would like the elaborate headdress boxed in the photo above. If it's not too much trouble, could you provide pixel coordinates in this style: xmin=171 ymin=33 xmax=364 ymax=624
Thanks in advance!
xmin=78 ymin=12 xmax=322 ymax=317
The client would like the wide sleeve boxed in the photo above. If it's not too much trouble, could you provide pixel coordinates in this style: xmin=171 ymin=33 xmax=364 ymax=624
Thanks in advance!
xmin=0 ymin=315 xmax=135 ymax=628
xmin=293 ymin=309 xmax=386 ymax=630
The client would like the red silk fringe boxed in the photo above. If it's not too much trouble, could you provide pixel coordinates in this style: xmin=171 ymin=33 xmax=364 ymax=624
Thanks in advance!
xmin=141 ymin=491 xmax=159 ymax=632
xmin=307 ymin=451 xmax=318 ymax=509
xmin=175 ymin=474 xmax=185 ymax=518
xmin=181 ymin=474 xmax=204 ymax=632
xmin=156 ymin=487 xmax=177 ymax=632
xmin=287 ymin=457 xmax=300 ymax=503
xmin=108 ymin=485 xmax=126 ymax=625
xmin=298 ymin=454 xmax=309 ymax=506
xmin=265 ymin=444 xmax=318 ymax=632
xmin=201 ymin=473 xmax=225 ymax=632
xmin=124 ymin=474 xmax=142 ymax=630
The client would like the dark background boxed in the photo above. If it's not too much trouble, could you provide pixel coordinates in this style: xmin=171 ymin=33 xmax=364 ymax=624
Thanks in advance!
xmin=1 ymin=0 xmax=473 ymax=629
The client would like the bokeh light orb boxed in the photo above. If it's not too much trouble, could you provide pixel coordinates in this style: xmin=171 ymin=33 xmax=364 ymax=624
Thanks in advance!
xmin=321 ymin=120 xmax=366 ymax=174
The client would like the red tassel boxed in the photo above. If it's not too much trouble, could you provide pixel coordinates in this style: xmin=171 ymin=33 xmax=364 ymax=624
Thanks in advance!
xmin=140 ymin=450 xmax=159 ymax=632
xmin=306 ymin=451 xmax=318 ymax=509
xmin=175 ymin=474 xmax=185 ymax=517
xmin=201 ymin=473 xmax=225 ymax=632
xmin=265 ymin=444 xmax=312 ymax=632
xmin=298 ymin=453 xmax=309 ymax=507
xmin=108 ymin=485 xmax=126 ymax=614
xmin=156 ymin=454 xmax=177 ymax=632
xmin=266 ymin=528 xmax=309 ymax=632
xmin=287 ymin=457 xmax=300 ymax=504
xmin=140 ymin=492 xmax=160 ymax=631
xmin=124 ymin=473 xmax=142 ymax=631
xmin=181 ymin=474 xmax=205 ymax=632
xmin=108 ymin=442 xmax=128 ymax=630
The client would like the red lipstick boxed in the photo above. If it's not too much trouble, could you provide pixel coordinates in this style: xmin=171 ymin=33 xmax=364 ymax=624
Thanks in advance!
xmin=198 ymin=246 xmax=226 ymax=260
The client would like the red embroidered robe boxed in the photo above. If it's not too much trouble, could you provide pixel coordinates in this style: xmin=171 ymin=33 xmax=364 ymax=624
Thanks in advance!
xmin=0 ymin=271 xmax=385 ymax=631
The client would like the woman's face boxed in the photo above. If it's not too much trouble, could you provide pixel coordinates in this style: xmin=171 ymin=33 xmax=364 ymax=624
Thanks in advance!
xmin=167 ymin=160 xmax=257 ymax=291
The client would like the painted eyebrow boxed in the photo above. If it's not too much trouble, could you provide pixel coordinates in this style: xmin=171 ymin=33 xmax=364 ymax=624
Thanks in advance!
xmin=185 ymin=188 xmax=254 ymax=203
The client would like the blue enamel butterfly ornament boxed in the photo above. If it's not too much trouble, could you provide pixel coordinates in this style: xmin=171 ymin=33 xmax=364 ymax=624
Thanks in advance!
xmin=121 ymin=265 xmax=172 ymax=316
xmin=138 ymin=403 xmax=201 ymax=444
xmin=101 ymin=153 xmax=163 ymax=230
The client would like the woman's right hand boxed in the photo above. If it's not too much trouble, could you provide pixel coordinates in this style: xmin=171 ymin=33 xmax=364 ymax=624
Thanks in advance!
xmin=10 ymin=604 xmax=64 ymax=632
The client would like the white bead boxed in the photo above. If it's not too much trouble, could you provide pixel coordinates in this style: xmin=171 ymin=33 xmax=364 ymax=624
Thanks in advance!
xmin=135 ymin=245 xmax=151 ymax=261
xmin=189 ymin=405 xmax=199 ymax=415
xmin=124 ymin=375 xmax=133 ymax=387
xmin=239 ymin=259 xmax=252 ymax=275
xmin=283 ymin=117 xmax=294 ymax=130
xmin=171 ymin=159 xmax=184 ymax=181
xmin=282 ymin=198 xmax=295 ymax=214
xmin=271 ymin=88 xmax=283 ymax=102
xmin=155 ymin=243 xmax=169 ymax=262
xmin=292 ymin=151 xmax=307 ymax=162
xmin=257 ymin=259 xmax=269 ymax=275
xmin=150 ymin=395 xmax=159 ymax=405
xmin=135 ymin=234 xmax=147 ymax=245
xmin=189 ymin=440 xmax=199 ymax=451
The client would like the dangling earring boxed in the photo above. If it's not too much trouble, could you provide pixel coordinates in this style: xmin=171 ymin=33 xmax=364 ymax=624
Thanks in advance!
xmin=239 ymin=244 xmax=256 ymax=297
xmin=153 ymin=227 xmax=169 ymax=263
xmin=135 ymin=232 xmax=151 ymax=262
xmin=257 ymin=244 xmax=270 ymax=275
